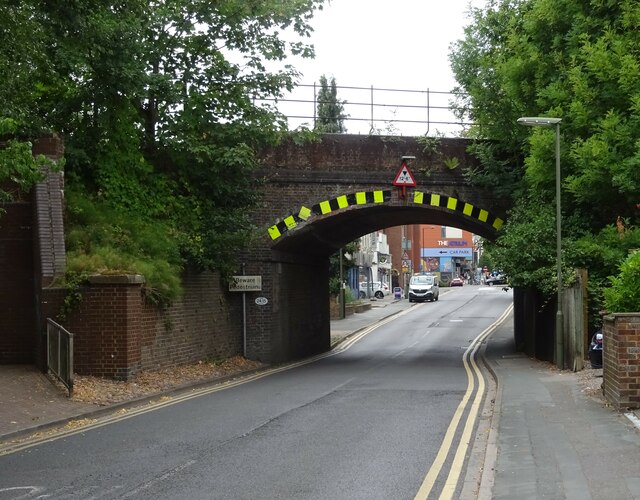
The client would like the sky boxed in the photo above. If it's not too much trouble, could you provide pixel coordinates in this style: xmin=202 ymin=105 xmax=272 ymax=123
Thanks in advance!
xmin=278 ymin=0 xmax=487 ymax=135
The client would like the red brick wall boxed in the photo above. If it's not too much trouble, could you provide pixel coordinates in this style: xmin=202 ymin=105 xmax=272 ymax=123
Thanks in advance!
xmin=138 ymin=270 xmax=243 ymax=372
xmin=54 ymin=272 xmax=243 ymax=380
xmin=0 ymin=202 xmax=36 ymax=363
xmin=603 ymin=314 xmax=640 ymax=410
xmin=0 ymin=134 xmax=65 ymax=365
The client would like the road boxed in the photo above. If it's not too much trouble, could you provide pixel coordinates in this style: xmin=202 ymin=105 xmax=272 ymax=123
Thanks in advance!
xmin=0 ymin=286 xmax=512 ymax=500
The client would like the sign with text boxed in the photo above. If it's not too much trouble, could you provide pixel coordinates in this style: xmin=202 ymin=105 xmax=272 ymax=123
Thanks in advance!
xmin=229 ymin=275 xmax=262 ymax=292
xmin=421 ymin=248 xmax=473 ymax=258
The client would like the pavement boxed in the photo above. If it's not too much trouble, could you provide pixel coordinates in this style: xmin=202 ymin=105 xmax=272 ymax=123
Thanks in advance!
xmin=2 ymin=294 xmax=640 ymax=498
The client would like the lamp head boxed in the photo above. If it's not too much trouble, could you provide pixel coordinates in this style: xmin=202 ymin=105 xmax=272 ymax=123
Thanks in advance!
xmin=517 ymin=116 xmax=561 ymax=127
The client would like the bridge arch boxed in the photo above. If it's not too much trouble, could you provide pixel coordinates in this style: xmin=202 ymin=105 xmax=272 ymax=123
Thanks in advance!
xmin=267 ymin=189 xmax=503 ymax=257
xmin=242 ymin=135 xmax=510 ymax=364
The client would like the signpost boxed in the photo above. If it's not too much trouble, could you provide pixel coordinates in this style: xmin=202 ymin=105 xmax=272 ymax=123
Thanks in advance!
xmin=230 ymin=271 xmax=263 ymax=358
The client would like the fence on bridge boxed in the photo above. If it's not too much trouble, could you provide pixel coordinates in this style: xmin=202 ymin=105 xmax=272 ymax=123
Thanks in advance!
xmin=262 ymin=83 xmax=473 ymax=137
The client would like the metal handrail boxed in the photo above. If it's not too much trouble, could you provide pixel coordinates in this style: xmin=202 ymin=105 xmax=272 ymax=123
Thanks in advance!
xmin=47 ymin=318 xmax=74 ymax=396
xmin=261 ymin=83 xmax=472 ymax=135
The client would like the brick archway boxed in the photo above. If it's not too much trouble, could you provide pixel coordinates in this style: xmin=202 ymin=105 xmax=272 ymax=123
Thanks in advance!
xmin=240 ymin=134 xmax=511 ymax=364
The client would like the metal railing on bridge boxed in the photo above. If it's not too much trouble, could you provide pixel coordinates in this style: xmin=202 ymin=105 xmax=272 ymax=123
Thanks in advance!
xmin=47 ymin=318 xmax=74 ymax=396
xmin=264 ymin=83 xmax=473 ymax=137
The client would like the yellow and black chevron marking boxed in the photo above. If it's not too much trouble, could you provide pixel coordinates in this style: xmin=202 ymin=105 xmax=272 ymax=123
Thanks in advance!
xmin=268 ymin=190 xmax=391 ymax=241
xmin=412 ymin=191 xmax=504 ymax=230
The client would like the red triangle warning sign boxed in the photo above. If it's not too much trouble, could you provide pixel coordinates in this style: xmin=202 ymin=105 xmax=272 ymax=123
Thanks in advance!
xmin=393 ymin=161 xmax=417 ymax=186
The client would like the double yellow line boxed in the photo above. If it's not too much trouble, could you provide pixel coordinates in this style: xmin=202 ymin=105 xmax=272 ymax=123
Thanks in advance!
xmin=414 ymin=304 xmax=513 ymax=499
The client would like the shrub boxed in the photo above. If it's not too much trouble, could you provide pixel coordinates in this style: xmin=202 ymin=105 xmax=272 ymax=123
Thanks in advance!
xmin=604 ymin=251 xmax=640 ymax=313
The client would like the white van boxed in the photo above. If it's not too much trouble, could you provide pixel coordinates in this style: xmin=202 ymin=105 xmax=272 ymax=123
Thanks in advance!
xmin=408 ymin=274 xmax=439 ymax=302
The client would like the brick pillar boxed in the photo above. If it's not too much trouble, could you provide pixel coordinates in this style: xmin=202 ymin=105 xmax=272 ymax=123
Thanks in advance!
xmin=67 ymin=275 xmax=145 ymax=380
xmin=603 ymin=314 xmax=640 ymax=410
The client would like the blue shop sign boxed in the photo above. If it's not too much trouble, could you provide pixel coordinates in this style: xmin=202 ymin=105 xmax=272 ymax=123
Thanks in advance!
xmin=422 ymin=248 xmax=473 ymax=258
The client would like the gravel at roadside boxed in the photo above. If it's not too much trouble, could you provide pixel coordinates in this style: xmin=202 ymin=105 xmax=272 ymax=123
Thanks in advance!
xmin=70 ymin=356 xmax=265 ymax=407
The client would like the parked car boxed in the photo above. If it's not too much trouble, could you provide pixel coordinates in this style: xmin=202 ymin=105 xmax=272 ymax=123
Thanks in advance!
xmin=450 ymin=277 xmax=464 ymax=287
xmin=486 ymin=272 xmax=508 ymax=286
xmin=359 ymin=281 xmax=389 ymax=299
xmin=408 ymin=274 xmax=439 ymax=302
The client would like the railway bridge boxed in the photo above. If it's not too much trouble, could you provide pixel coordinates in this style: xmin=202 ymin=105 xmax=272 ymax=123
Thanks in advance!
xmin=243 ymin=133 xmax=510 ymax=363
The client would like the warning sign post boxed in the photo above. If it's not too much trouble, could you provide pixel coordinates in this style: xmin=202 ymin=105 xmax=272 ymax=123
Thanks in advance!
xmin=392 ymin=160 xmax=417 ymax=198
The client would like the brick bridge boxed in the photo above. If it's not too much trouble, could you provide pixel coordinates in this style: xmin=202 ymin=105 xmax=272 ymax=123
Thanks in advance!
xmin=0 ymin=134 xmax=510 ymax=374
xmin=243 ymin=134 xmax=510 ymax=363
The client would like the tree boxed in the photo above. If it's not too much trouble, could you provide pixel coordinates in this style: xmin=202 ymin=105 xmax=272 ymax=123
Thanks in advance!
xmin=315 ymin=75 xmax=347 ymax=133
xmin=449 ymin=0 xmax=640 ymax=300
xmin=0 ymin=0 xmax=326 ymax=299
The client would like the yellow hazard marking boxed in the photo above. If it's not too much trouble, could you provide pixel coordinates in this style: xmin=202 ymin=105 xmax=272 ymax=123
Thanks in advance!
xmin=493 ymin=218 xmax=504 ymax=230
xmin=478 ymin=209 xmax=489 ymax=222
xmin=430 ymin=194 xmax=441 ymax=206
xmin=337 ymin=195 xmax=348 ymax=209
xmin=299 ymin=206 xmax=311 ymax=220
xmin=355 ymin=192 xmax=367 ymax=204
xmin=268 ymin=226 xmax=281 ymax=240
xmin=319 ymin=200 xmax=331 ymax=214
xmin=447 ymin=197 xmax=458 ymax=210
xmin=373 ymin=191 xmax=384 ymax=203
xmin=284 ymin=215 xmax=296 ymax=229
xmin=414 ymin=191 xmax=424 ymax=204
xmin=463 ymin=203 xmax=474 ymax=216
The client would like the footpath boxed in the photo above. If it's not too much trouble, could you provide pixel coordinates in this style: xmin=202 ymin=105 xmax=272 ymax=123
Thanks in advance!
xmin=2 ymin=294 xmax=640 ymax=499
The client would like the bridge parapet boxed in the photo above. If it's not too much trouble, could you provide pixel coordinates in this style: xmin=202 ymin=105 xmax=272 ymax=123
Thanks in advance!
xmin=257 ymin=134 xmax=508 ymax=249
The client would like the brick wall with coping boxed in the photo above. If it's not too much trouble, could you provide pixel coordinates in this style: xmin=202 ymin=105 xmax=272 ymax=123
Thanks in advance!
xmin=603 ymin=313 xmax=640 ymax=410
xmin=53 ymin=272 xmax=243 ymax=380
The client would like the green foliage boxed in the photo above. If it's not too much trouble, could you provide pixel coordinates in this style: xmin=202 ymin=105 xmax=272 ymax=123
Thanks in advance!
xmin=0 ymin=1 xmax=326 ymax=300
xmin=289 ymin=127 xmax=322 ymax=145
xmin=449 ymin=0 xmax=640 ymax=309
xmin=315 ymin=75 xmax=348 ymax=133
xmin=0 ymin=119 xmax=63 ymax=207
xmin=57 ymin=271 xmax=89 ymax=321
xmin=604 ymin=251 xmax=640 ymax=313
xmin=450 ymin=0 xmax=640 ymax=224
xmin=483 ymin=195 xmax=559 ymax=295
xmin=444 ymin=157 xmax=460 ymax=170
xmin=416 ymin=135 xmax=441 ymax=155
xmin=65 ymin=188 xmax=183 ymax=305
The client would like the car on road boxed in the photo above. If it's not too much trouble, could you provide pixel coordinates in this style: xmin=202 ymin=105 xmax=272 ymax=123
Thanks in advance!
xmin=359 ymin=281 xmax=389 ymax=299
xmin=408 ymin=274 xmax=439 ymax=302
xmin=450 ymin=277 xmax=464 ymax=287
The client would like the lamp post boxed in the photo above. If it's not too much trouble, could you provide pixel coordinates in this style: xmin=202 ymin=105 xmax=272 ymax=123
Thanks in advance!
xmin=517 ymin=116 xmax=563 ymax=369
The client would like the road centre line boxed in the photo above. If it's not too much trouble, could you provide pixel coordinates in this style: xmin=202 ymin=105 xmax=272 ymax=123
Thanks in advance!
xmin=414 ymin=304 xmax=514 ymax=500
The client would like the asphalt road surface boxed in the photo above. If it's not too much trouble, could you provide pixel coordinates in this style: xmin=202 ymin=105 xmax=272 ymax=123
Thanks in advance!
xmin=0 ymin=285 xmax=512 ymax=500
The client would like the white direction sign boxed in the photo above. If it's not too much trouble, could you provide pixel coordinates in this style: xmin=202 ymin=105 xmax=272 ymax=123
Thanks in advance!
xmin=229 ymin=275 xmax=262 ymax=292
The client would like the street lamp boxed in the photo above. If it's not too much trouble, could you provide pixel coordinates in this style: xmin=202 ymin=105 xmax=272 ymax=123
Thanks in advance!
xmin=517 ymin=116 xmax=563 ymax=369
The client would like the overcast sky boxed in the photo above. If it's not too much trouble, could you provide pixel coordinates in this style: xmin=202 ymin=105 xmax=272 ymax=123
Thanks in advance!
xmin=279 ymin=0 xmax=486 ymax=135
